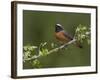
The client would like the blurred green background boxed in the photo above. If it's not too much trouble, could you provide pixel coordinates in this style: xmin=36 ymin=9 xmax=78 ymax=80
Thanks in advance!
xmin=23 ymin=10 xmax=91 ymax=69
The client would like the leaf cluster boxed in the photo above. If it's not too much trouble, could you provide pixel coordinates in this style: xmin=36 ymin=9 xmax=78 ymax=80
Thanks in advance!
xmin=74 ymin=24 xmax=90 ymax=44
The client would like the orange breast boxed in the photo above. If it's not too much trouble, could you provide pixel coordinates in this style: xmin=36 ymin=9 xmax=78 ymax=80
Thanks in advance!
xmin=55 ymin=31 xmax=70 ymax=44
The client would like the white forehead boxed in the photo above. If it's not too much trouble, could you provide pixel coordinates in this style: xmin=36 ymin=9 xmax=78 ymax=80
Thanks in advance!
xmin=56 ymin=24 xmax=62 ymax=26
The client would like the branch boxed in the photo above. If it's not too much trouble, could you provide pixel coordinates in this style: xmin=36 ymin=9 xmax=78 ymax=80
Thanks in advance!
xmin=24 ymin=39 xmax=76 ymax=61
xmin=47 ymin=39 xmax=76 ymax=54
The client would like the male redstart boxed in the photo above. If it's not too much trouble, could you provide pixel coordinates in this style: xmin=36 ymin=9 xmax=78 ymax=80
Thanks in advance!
xmin=55 ymin=24 xmax=82 ymax=48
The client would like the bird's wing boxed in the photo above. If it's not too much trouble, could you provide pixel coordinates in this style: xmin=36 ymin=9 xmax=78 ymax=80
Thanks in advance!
xmin=62 ymin=31 xmax=73 ymax=40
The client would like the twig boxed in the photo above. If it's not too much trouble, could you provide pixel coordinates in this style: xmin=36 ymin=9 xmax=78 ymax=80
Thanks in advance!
xmin=47 ymin=39 xmax=76 ymax=54
xmin=24 ymin=39 xmax=76 ymax=61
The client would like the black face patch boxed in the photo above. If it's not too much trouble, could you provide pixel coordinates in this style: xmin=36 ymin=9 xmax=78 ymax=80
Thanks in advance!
xmin=55 ymin=24 xmax=64 ymax=32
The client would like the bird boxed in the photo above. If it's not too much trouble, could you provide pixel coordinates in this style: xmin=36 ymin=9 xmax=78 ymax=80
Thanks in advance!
xmin=55 ymin=24 xmax=82 ymax=48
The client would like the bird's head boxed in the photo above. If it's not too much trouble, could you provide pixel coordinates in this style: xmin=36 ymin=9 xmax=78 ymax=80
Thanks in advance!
xmin=55 ymin=24 xmax=64 ymax=32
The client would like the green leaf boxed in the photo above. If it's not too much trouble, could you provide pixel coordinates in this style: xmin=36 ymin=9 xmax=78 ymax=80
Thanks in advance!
xmin=74 ymin=24 xmax=90 ymax=44
xmin=39 ymin=48 xmax=48 ymax=56
xmin=32 ymin=59 xmax=42 ymax=68
xmin=51 ymin=43 xmax=54 ymax=48
xmin=42 ymin=42 xmax=47 ymax=47
xmin=28 ymin=46 xmax=37 ymax=51
xmin=39 ymin=50 xmax=43 ymax=56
